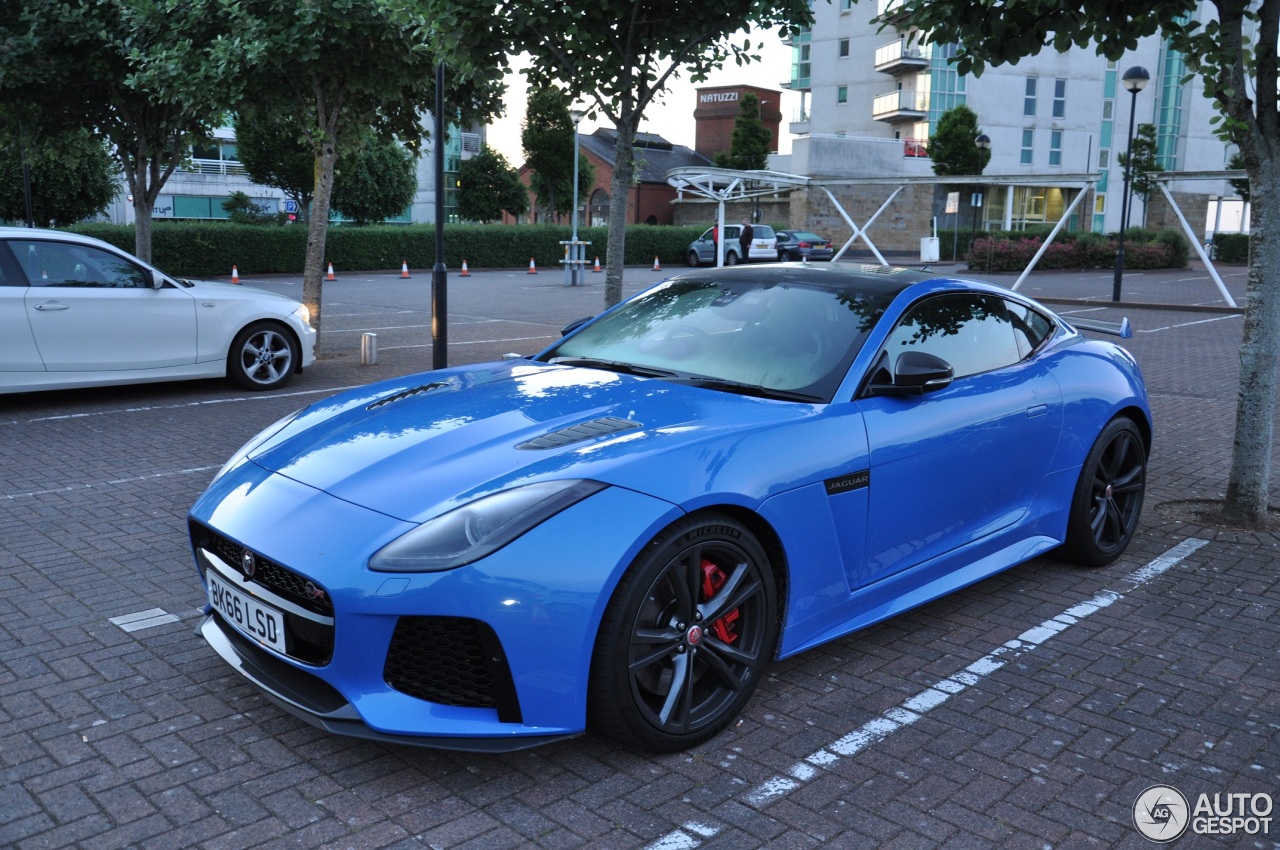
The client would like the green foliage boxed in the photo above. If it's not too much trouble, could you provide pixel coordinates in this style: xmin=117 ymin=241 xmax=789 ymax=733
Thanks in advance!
xmin=928 ymin=106 xmax=990 ymax=177
xmin=1213 ymin=232 xmax=1251 ymax=264
xmin=722 ymin=93 xmax=773 ymax=171
xmin=331 ymin=135 xmax=417 ymax=225
xmin=0 ymin=120 xmax=118 ymax=226
xmin=522 ymin=87 xmax=596 ymax=222
xmin=64 ymin=221 xmax=706 ymax=277
xmin=1227 ymin=152 xmax=1250 ymax=202
xmin=458 ymin=146 xmax=528 ymax=223
xmin=221 ymin=191 xmax=278 ymax=225
xmin=233 ymin=104 xmax=316 ymax=218
xmin=1116 ymin=124 xmax=1162 ymax=200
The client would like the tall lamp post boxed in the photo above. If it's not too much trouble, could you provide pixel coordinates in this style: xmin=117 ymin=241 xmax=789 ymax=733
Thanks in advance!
xmin=569 ymin=107 xmax=585 ymax=286
xmin=1112 ymin=65 xmax=1150 ymax=303
xmin=972 ymin=133 xmax=991 ymax=237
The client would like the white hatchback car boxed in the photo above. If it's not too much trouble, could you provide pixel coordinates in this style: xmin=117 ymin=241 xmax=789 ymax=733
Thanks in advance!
xmin=0 ymin=227 xmax=316 ymax=394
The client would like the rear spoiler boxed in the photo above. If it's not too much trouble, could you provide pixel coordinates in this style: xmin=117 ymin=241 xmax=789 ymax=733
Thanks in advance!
xmin=1067 ymin=316 xmax=1133 ymax=339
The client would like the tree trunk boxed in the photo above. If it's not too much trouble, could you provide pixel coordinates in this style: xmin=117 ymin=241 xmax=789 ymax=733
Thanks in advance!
xmin=302 ymin=130 xmax=339 ymax=352
xmin=604 ymin=119 xmax=637 ymax=308
xmin=1223 ymin=153 xmax=1280 ymax=524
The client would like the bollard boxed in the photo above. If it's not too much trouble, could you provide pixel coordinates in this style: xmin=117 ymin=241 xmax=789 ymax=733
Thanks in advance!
xmin=360 ymin=332 xmax=378 ymax=366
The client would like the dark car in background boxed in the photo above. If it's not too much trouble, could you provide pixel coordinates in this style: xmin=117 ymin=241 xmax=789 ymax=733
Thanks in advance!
xmin=775 ymin=230 xmax=835 ymax=262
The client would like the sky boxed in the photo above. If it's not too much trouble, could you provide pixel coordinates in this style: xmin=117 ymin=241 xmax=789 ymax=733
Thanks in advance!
xmin=484 ymin=28 xmax=800 ymax=167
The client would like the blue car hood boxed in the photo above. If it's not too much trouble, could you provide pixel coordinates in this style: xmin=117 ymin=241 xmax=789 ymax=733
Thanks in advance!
xmin=248 ymin=362 xmax=816 ymax=523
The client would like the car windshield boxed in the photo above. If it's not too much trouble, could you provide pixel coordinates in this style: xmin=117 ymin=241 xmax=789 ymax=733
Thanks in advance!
xmin=789 ymin=232 xmax=824 ymax=242
xmin=541 ymin=275 xmax=894 ymax=402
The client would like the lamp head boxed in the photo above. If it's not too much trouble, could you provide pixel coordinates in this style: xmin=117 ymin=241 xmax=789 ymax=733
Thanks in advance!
xmin=1121 ymin=66 xmax=1150 ymax=93
xmin=570 ymin=108 xmax=586 ymax=125
xmin=975 ymin=133 xmax=991 ymax=150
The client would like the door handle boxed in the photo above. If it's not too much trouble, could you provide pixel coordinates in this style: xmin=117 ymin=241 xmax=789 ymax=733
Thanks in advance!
xmin=33 ymin=302 xmax=70 ymax=311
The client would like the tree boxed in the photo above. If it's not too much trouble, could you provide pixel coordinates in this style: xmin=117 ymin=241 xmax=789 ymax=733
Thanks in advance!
xmin=431 ymin=0 xmax=814 ymax=308
xmin=1116 ymin=123 xmax=1163 ymax=208
xmin=221 ymin=191 xmax=278 ymax=225
xmin=0 ymin=0 xmax=228 ymax=261
xmin=331 ymin=133 xmax=418 ymax=225
xmin=199 ymin=0 xmax=505 ymax=345
xmin=721 ymin=92 xmax=773 ymax=171
xmin=521 ymin=86 xmax=595 ymax=222
xmin=458 ymin=146 xmax=528 ymax=223
xmin=883 ymin=0 xmax=1277 ymax=525
xmin=233 ymin=104 xmax=317 ymax=224
xmin=927 ymin=105 xmax=990 ymax=176
xmin=0 ymin=118 xmax=118 ymax=226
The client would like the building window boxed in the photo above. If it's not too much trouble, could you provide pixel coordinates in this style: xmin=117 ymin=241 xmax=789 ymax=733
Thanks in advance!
xmin=1049 ymin=130 xmax=1063 ymax=166
xmin=1024 ymin=78 xmax=1037 ymax=117
xmin=837 ymin=85 xmax=849 ymax=104
xmin=1021 ymin=129 xmax=1034 ymax=165
xmin=1098 ymin=150 xmax=1110 ymax=169
xmin=1053 ymin=79 xmax=1066 ymax=119
xmin=841 ymin=0 xmax=853 ymax=10
xmin=839 ymin=39 xmax=850 ymax=58
xmin=1102 ymin=100 xmax=1114 ymax=121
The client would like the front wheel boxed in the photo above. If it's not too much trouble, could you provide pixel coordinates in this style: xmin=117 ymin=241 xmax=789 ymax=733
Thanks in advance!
xmin=686 ymin=250 xmax=700 ymax=268
xmin=724 ymin=250 xmax=739 ymax=266
xmin=589 ymin=513 xmax=777 ymax=751
xmin=228 ymin=321 xmax=298 ymax=391
xmin=1060 ymin=417 xmax=1147 ymax=566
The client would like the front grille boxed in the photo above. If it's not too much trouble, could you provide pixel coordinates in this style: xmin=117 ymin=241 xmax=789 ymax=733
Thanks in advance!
xmin=384 ymin=616 xmax=522 ymax=723
xmin=189 ymin=519 xmax=335 ymax=665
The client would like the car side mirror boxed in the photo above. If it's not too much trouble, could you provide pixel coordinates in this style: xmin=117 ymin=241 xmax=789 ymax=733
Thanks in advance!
xmin=560 ymin=316 xmax=595 ymax=336
xmin=865 ymin=350 xmax=954 ymax=396
xmin=150 ymin=270 xmax=166 ymax=289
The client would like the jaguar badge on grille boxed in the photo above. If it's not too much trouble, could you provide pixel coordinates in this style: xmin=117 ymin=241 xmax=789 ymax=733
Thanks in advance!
xmin=240 ymin=550 xmax=256 ymax=578
xmin=305 ymin=581 xmax=326 ymax=603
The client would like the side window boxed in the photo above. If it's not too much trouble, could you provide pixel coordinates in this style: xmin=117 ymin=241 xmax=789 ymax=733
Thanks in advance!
xmin=0 ymin=242 xmax=25 ymax=286
xmin=881 ymin=293 xmax=1022 ymax=379
xmin=1006 ymin=299 xmax=1054 ymax=357
xmin=11 ymin=240 xmax=149 ymax=289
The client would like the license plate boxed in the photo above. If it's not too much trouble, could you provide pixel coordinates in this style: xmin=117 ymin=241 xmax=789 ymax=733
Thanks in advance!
xmin=206 ymin=570 xmax=288 ymax=654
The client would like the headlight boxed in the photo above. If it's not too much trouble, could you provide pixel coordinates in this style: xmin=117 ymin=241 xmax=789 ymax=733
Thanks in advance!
xmin=369 ymin=479 xmax=608 ymax=572
xmin=294 ymin=303 xmax=312 ymax=326
xmin=212 ymin=408 xmax=303 ymax=482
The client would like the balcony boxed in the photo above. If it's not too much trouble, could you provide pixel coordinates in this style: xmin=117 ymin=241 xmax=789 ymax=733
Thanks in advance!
xmin=872 ymin=89 xmax=928 ymax=122
xmin=179 ymin=158 xmax=246 ymax=176
xmin=783 ymin=62 xmax=811 ymax=92
xmin=876 ymin=0 xmax=911 ymax=24
xmin=790 ymin=107 xmax=811 ymax=135
xmin=903 ymin=137 xmax=929 ymax=158
xmin=874 ymin=40 xmax=929 ymax=75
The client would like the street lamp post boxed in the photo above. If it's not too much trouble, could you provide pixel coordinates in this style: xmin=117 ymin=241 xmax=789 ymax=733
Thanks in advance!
xmin=972 ymin=133 xmax=991 ymax=238
xmin=1112 ymin=65 xmax=1150 ymax=303
xmin=569 ymin=108 xmax=585 ymax=286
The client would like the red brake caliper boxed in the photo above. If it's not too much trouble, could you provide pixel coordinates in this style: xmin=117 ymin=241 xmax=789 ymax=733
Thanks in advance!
xmin=700 ymin=559 xmax=740 ymax=644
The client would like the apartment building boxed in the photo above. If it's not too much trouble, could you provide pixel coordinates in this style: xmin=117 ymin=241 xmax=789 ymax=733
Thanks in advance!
xmin=775 ymin=0 xmax=1245 ymax=239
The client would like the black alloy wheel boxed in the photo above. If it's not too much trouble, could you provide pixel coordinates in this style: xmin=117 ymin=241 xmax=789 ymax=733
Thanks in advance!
xmin=590 ymin=513 xmax=777 ymax=751
xmin=1061 ymin=417 xmax=1147 ymax=566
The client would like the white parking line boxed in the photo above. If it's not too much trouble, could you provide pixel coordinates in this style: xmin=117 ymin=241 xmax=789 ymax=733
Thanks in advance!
xmin=17 ymin=385 xmax=362 ymax=424
xmin=643 ymin=537 xmax=1211 ymax=850
xmin=1 ymin=466 xmax=222 ymax=501
xmin=109 ymin=608 xmax=180 ymax=632
xmin=1137 ymin=314 xmax=1242 ymax=333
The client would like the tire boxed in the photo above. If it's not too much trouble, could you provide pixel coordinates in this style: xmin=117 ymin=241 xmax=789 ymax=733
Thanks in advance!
xmin=725 ymin=250 xmax=739 ymax=266
xmin=589 ymin=512 xmax=777 ymax=751
xmin=687 ymin=250 xmax=700 ymax=268
xmin=228 ymin=321 xmax=298 ymax=391
xmin=1060 ymin=417 xmax=1147 ymax=566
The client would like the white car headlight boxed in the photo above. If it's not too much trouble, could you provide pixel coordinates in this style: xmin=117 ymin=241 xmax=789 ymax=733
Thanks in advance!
xmin=212 ymin=408 xmax=303 ymax=482
xmin=369 ymin=480 xmax=608 ymax=572
xmin=293 ymin=303 xmax=311 ymax=326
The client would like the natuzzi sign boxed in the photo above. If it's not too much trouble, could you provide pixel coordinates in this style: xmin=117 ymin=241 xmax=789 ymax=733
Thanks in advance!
xmin=699 ymin=92 xmax=740 ymax=103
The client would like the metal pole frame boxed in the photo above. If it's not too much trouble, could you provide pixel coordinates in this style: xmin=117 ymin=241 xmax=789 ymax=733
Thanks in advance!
xmin=1112 ymin=87 xmax=1140 ymax=302
xmin=431 ymin=63 xmax=448 ymax=370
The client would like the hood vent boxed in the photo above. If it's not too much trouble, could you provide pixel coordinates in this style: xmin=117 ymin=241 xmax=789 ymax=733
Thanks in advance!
xmin=366 ymin=381 xmax=452 ymax=410
xmin=516 ymin=417 xmax=642 ymax=450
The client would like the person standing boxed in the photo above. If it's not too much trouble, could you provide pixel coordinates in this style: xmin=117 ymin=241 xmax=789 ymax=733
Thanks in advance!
xmin=738 ymin=219 xmax=754 ymax=263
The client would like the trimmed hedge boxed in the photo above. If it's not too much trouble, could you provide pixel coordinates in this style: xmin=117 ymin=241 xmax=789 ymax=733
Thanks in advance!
xmin=965 ymin=228 xmax=1191 ymax=272
xmin=1212 ymin=233 xmax=1251 ymax=264
xmin=67 ymin=221 xmax=711 ymax=278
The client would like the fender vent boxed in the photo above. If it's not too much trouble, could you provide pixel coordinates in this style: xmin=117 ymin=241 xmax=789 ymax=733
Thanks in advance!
xmin=516 ymin=417 xmax=641 ymax=450
xmin=367 ymin=381 xmax=451 ymax=410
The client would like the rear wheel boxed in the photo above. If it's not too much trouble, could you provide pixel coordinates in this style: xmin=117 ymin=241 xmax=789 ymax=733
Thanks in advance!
xmin=1060 ymin=417 xmax=1146 ymax=566
xmin=725 ymin=250 xmax=739 ymax=266
xmin=687 ymin=250 xmax=700 ymax=268
xmin=589 ymin=513 xmax=777 ymax=751
xmin=228 ymin=321 xmax=297 ymax=391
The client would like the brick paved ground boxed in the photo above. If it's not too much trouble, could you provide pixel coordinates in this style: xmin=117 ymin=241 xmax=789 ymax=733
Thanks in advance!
xmin=1 ymin=260 xmax=1276 ymax=849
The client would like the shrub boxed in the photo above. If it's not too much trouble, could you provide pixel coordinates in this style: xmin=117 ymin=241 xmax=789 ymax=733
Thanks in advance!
xmin=1213 ymin=233 xmax=1251 ymax=264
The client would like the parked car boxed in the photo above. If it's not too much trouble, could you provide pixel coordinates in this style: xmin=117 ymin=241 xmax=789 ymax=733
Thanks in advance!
xmin=190 ymin=263 xmax=1149 ymax=753
xmin=0 ymin=228 xmax=315 ymax=394
xmin=686 ymin=224 xmax=777 ymax=265
xmin=775 ymin=229 xmax=835 ymax=262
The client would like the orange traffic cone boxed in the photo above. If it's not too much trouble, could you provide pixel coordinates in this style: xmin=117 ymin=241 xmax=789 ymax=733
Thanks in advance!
xmin=653 ymin=256 xmax=662 ymax=271
xmin=326 ymin=262 xmax=336 ymax=281
xmin=592 ymin=256 xmax=602 ymax=272
xmin=460 ymin=259 xmax=471 ymax=276
xmin=527 ymin=257 xmax=538 ymax=274
xmin=400 ymin=260 xmax=410 ymax=279
xmin=231 ymin=264 xmax=240 ymax=284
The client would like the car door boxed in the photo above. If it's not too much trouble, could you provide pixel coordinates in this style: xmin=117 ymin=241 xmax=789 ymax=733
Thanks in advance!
xmin=0 ymin=242 xmax=43 ymax=372
xmin=851 ymin=292 xmax=1062 ymax=588
xmin=14 ymin=239 xmax=198 ymax=372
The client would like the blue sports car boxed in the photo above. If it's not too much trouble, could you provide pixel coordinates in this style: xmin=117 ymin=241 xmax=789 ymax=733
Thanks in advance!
xmin=189 ymin=264 xmax=1150 ymax=752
